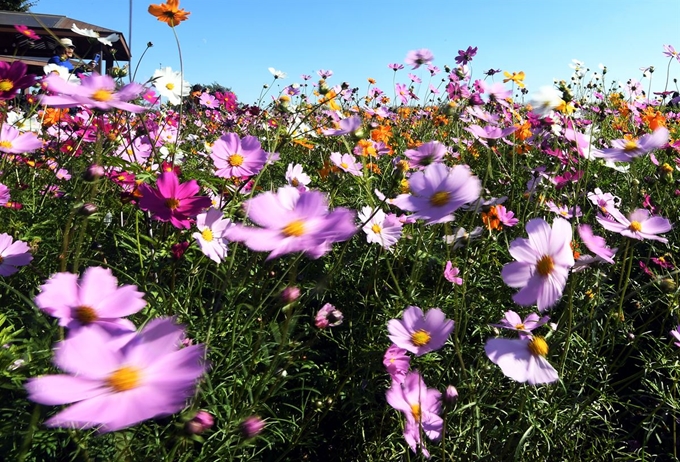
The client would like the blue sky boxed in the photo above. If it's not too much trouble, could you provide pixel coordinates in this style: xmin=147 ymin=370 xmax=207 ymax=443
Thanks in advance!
xmin=29 ymin=0 xmax=680 ymax=104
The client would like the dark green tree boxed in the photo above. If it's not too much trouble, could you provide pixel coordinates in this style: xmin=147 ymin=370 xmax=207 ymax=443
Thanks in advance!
xmin=0 ymin=0 xmax=38 ymax=12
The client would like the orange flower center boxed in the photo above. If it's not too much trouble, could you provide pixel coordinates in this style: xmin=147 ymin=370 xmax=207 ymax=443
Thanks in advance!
xmin=430 ymin=191 xmax=450 ymax=207
xmin=282 ymin=220 xmax=305 ymax=237
xmin=229 ymin=154 xmax=244 ymax=167
xmin=528 ymin=336 xmax=549 ymax=357
xmin=74 ymin=306 xmax=98 ymax=324
xmin=411 ymin=329 xmax=431 ymax=347
xmin=92 ymin=89 xmax=113 ymax=102
xmin=106 ymin=366 xmax=141 ymax=392
xmin=628 ymin=221 xmax=642 ymax=232
xmin=536 ymin=255 xmax=554 ymax=276
xmin=0 ymin=79 xmax=14 ymax=92
xmin=515 ymin=323 xmax=525 ymax=330
xmin=165 ymin=198 xmax=180 ymax=210
xmin=410 ymin=403 xmax=421 ymax=421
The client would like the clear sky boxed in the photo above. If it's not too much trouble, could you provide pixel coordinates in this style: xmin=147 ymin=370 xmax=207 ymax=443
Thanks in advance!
xmin=26 ymin=0 xmax=680 ymax=104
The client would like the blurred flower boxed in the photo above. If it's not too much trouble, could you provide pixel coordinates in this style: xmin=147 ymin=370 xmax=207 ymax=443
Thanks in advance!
xmin=388 ymin=306 xmax=454 ymax=356
xmin=490 ymin=310 xmax=550 ymax=339
xmin=404 ymin=49 xmax=434 ymax=70
xmin=171 ymin=241 xmax=189 ymax=260
xmin=444 ymin=385 xmax=458 ymax=404
xmin=26 ymin=318 xmax=207 ymax=433
xmin=0 ymin=60 xmax=35 ymax=100
xmin=228 ymin=186 xmax=356 ymax=260
xmin=590 ymin=127 xmax=669 ymax=162
xmin=670 ymin=326 xmax=680 ymax=347
xmin=148 ymin=0 xmax=190 ymax=26
xmin=138 ymin=171 xmax=211 ymax=229
xmin=186 ymin=411 xmax=214 ymax=434
xmin=444 ymin=261 xmax=462 ymax=285
xmin=383 ymin=344 xmax=410 ymax=384
xmin=39 ymin=73 xmax=146 ymax=112
xmin=240 ymin=415 xmax=265 ymax=438
xmin=403 ymin=141 xmax=446 ymax=168
xmin=0 ymin=183 xmax=9 ymax=205
xmin=14 ymin=24 xmax=39 ymax=40
xmin=455 ymin=46 xmax=477 ymax=65
xmin=211 ymin=133 xmax=268 ymax=179
xmin=663 ymin=45 xmax=680 ymax=63
xmin=529 ymin=86 xmax=564 ymax=117
xmin=280 ymin=286 xmax=300 ymax=303
xmin=322 ymin=115 xmax=361 ymax=136
xmin=503 ymin=71 xmax=525 ymax=88
xmin=152 ymin=67 xmax=191 ymax=105
xmin=501 ymin=218 xmax=574 ymax=312
xmin=192 ymin=208 xmax=233 ymax=264
xmin=485 ymin=336 xmax=558 ymax=385
xmin=0 ymin=233 xmax=32 ymax=276
xmin=596 ymin=208 xmax=672 ymax=244
xmin=71 ymin=24 xmax=119 ymax=46
xmin=577 ymin=224 xmax=616 ymax=264
xmin=389 ymin=63 xmax=404 ymax=71
xmin=0 ymin=123 xmax=42 ymax=154
xmin=315 ymin=303 xmax=343 ymax=329
xmin=268 ymin=67 xmax=286 ymax=79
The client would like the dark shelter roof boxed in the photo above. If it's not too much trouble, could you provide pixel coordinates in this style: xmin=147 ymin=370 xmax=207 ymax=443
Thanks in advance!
xmin=0 ymin=10 xmax=130 ymax=62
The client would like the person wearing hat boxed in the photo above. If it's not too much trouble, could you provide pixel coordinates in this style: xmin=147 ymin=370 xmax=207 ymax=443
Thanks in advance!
xmin=47 ymin=38 xmax=94 ymax=76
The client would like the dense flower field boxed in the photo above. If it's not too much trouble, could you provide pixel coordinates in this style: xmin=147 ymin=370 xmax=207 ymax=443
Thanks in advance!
xmin=1 ymin=3 xmax=680 ymax=461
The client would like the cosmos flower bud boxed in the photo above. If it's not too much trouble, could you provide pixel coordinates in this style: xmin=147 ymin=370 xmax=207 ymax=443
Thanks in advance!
xmin=240 ymin=415 xmax=265 ymax=438
xmin=280 ymin=286 xmax=300 ymax=303
xmin=79 ymin=203 xmax=98 ymax=216
xmin=185 ymin=411 xmax=214 ymax=434
xmin=83 ymin=164 xmax=105 ymax=181
xmin=444 ymin=385 xmax=458 ymax=405
xmin=660 ymin=278 xmax=676 ymax=292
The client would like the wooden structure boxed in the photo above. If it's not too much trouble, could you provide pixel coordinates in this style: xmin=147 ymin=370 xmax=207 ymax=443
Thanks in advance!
xmin=0 ymin=10 xmax=130 ymax=75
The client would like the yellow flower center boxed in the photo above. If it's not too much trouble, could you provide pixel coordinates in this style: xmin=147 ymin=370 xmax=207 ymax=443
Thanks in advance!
xmin=201 ymin=228 xmax=213 ymax=242
xmin=92 ymin=89 xmax=113 ymax=102
xmin=106 ymin=366 xmax=141 ymax=392
xmin=229 ymin=154 xmax=244 ymax=167
xmin=371 ymin=223 xmax=382 ymax=234
xmin=0 ymin=140 xmax=13 ymax=149
xmin=411 ymin=329 xmax=431 ymax=347
xmin=165 ymin=198 xmax=180 ymax=210
xmin=399 ymin=179 xmax=410 ymax=193
xmin=628 ymin=221 xmax=642 ymax=232
xmin=166 ymin=82 xmax=175 ymax=90
xmin=340 ymin=162 xmax=349 ymax=169
xmin=74 ymin=306 xmax=98 ymax=324
xmin=0 ymin=79 xmax=14 ymax=92
xmin=282 ymin=220 xmax=305 ymax=237
xmin=623 ymin=140 xmax=639 ymax=151
xmin=536 ymin=255 xmax=554 ymax=276
xmin=430 ymin=191 xmax=450 ymax=207
xmin=661 ymin=163 xmax=674 ymax=174
xmin=410 ymin=403 xmax=421 ymax=421
xmin=528 ymin=336 xmax=549 ymax=357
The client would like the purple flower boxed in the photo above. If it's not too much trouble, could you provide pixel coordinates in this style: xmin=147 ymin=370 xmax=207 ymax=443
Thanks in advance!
xmin=501 ymin=218 xmax=575 ymax=312
xmin=455 ymin=46 xmax=477 ymax=65
xmin=490 ymin=310 xmax=549 ymax=339
xmin=186 ymin=411 xmax=214 ymax=434
xmin=391 ymin=162 xmax=482 ymax=224
xmin=0 ymin=60 xmax=36 ymax=100
xmin=330 ymin=152 xmax=363 ymax=176
xmin=386 ymin=371 xmax=442 ymax=458
xmin=315 ymin=303 xmax=343 ymax=329
xmin=545 ymin=201 xmax=582 ymax=219
xmin=383 ymin=344 xmax=410 ymax=384
xmin=403 ymin=141 xmax=447 ymax=168
xmin=587 ymin=188 xmax=622 ymax=217
xmin=670 ymin=326 xmax=680 ymax=347
xmin=444 ymin=261 xmax=462 ymax=285
xmin=395 ymin=82 xmax=410 ymax=105
xmin=25 ymin=318 xmax=207 ymax=433
xmin=496 ymin=205 xmax=519 ymax=227
xmin=444 ymin=385 xmax=458 ymax=404
xmin=0 ymin=233 xmax=32 ymax=276
xmin=211 ymin=133 xmax=268 ymax=179
xmin=663 ymin=45 xmax=680 ymax=63
xmin=285 ymin=163 xmax=311 ymax=190
xmin=0 ymin=123 xmax=43 ymax=154
xmin=240 ymin=415 xmax=265 ymax=438
xmin=138 ymin=171 xmax=212 ymax=229
xmin=39 ymin=73 xmax=146 ymax=112
xmin=596 ymin=208 xmax=672 ymax=244
xmin=387 ymin=306 xmax=454 ymax=356
xmin=229 ymin=186 xmax=356 ymax=260
xmin=404 ymin=49 xmax=434 ymax=70
xmin=317 ymin=69 xmax=333 ymax=79
xmin=388 ymin=63 xmax=404 ymax=71
xmin=485 ymin=336 xmax=558 ymax=385
xmin=34 ymin=266 xmax=146 ymax=332
xmin=465 ymin=124 xmax=517 ymax=146
xmin=322 ymin=115 xmax=362 ymax=136
xmin=0 ymin=183 xmax=9 ymax=205
xmin=577 ymin=224 xmax=616 ymax=264
xmin=591 ymin=127 xmax=669 ymax=162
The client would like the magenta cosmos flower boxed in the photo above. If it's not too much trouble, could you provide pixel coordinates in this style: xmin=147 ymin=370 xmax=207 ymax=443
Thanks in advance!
xmin=39 ymin=73 xmax=146 ymax=113
xmin=0 ymin=233 xmax=32 ymax=276
xmin=229 ymin=186 xmax=356 ymax=260
xmin=138 ymin=171 xmax=212 ymax=229
xmin=596 ymin=208 xmax=672 ymax=244
xmin=386 ymin=370 xmax=442 ymax=458
xmin=485 ymin=336 xmax=558 ymax=385
xmin=444 ymin=261 xmax=463 ymax=285
xmin=0 ymin=123 xmax=42 ymax=154
xmin=0 ymin=60 xmax=36 ymax=100
xmin=404 ymin=49 xmax=434 ymax=69
xmin=25 ymin=318 xmax=207 ymax=433
xmin=34 ymin=266 xmax=146 ymax=332
xmin=210 ymin=133 xmax=268 ymax=179
xmin=392 ymin=162 xmax=481 ymax=224
xmin=591 ymin=127 xmax=669 ymax=162
xmin=501 ymin=217 xmax=574 ymax=312
xmin=387 ymin=305 xmax=454 ymax=356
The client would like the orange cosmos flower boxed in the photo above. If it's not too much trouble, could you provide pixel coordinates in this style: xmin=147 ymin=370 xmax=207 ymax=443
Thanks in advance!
xmin=148 ymin=0 xmax=190 ymax=27
xmin=481 ymin=206 xmax=502 ymax=231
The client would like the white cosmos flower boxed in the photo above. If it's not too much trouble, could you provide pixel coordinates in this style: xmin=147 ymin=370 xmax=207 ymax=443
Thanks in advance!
xmin=152 ymin=67 xmax=191 ymax=105
xmin=268 ymin=67 xmax=286 ymax=79
xmin=529 ymin=86 xmax=564 ymax=118
xmin=71 ymin=24 xmax=120 ymax=46
xmin=43 ymin=64 xmax=80 ymax=84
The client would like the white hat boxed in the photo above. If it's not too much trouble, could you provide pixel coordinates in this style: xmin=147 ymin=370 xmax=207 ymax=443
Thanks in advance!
xmin=59 ymin=38 xmax=75 ymax=49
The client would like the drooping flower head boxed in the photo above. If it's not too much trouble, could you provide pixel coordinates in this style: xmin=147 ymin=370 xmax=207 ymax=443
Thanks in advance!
xmin=25 ymin=318 xmax=207 ymax=433
xmin=34 ymin=266 xmax=146 ymax=332
xmin=387 ymin=306 xmax=454 ymax=356
xmin=148 ymin=0 xmax=190 ymax=26
xmin=501 ymin=217 xmax=575 ymax=312
xmin=0 ymin=233 xmax=32 ymax=276
xmin=485 ymin=336 xmax=558 ymax=385
xmin=211 ymin=133 xmax=268 ymax=179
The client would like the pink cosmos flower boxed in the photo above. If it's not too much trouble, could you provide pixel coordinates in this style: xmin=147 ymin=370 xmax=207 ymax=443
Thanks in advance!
xmin=228 ymin=186 xmax=356 ymax=260
xmin=186 ymin=410 xmax=214 ymax=434
xmin=357 ymin=206 xmax=403 ymax=250
xmin=285 ymin=163 xmax=311 ymax=190
xmin=34 ymin=266 xmax=146 ymax=332
xmin=0 ymin=123 xmax=42 ymax=154
xmin=330 ymin=152 xmax=363 ymax=176
xmin=322 ymin=115 xmax=361 ymax=136
xmin=545 ymin=201 xmax=582 ymax=219
xmin=391 ymin=162 xmax=481 ymax=225
xmin=591 ymin=127 xmax=669 ymax=162
xmin=670 ymin=326 xmax=680 ymax=347
xmin=577 ymin=224 xmax=616 ymax=264
xmin=387 ymin=306 xmax=454 ymax=356
xmin=395 ymin=82 xmax=410 ymax=105
xmin=25 ymin=318 xmax=207 ymax=433
xmin=490 ymin=310 xmax=549 ymax=339
xmin=587 ymin=188 xmax=622 ymax=217
xmin=198 ymin=93 xmax=217 ymax=108
xmin=485 ymin=336 xmax=558 ymax=385
xmin=465 ymin=124 xmax=517 ymax=146
xmin=444 ymin=261 xmax=462 ymax=285
xmin=240 ymin=415 xmax=266 ymax=438
xmin=663 ymin=44 xmax=680 ymax=63
xmin=210 ymin=133 xmax=268 ymax=179
xmin=0 ymin=60 xmax=36 ymax=100
xmin=386 ymin=370 xmax=442 ymax=458
xmin=0 ymin=183 xmax=9 ymax=205
xmin=403 ymin=141 xmax=447 ymax=168
xmin=383 ymin=344 xmax=410 ymax=384
xmin=596 ymin=208 xmax=672 ymax=244
xmin=138 ymin=171 xmax=212 ymax=229
xmin=315 ymin=303 xmax=343 ymax=328
xmin=39 ymin=73 xmax=146 ymax=113
xmin=0 ymin=233 xmax=32 ymax=276
xmin=192 ymin=207 xmax=233 ymax=263
xmin=495 ymin=204 xmax=519 ymax=227
xmin=404 ymin=49 xmax=434 ymax=70
xmin=501 ymin=218 xmax=574 ymax=312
